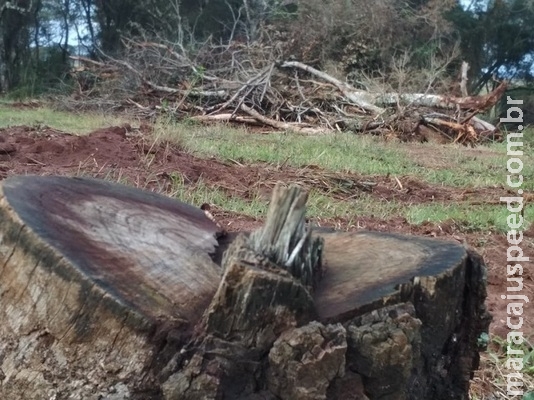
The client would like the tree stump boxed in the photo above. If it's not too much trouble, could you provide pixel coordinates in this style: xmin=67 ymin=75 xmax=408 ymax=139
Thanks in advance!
xmin=0 ymin=176 xmax=491 ymax=400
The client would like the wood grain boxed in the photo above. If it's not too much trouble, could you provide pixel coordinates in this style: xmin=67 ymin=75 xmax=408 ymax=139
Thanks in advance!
xmin=0 ymin=175 xmax=223 ymax=399
xmin=314 ymin=230 xmax=467 ymax=321
xmin=2 ymin=175 xmax=222 ymax=323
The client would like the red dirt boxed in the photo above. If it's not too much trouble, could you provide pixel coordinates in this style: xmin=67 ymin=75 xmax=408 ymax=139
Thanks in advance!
xmin=1 ymin=124 xmax=532 ymax=375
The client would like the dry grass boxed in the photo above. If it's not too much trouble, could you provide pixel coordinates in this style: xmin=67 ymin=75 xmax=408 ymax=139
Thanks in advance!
xmin=470 ymin=335 xmax=534 ymax=399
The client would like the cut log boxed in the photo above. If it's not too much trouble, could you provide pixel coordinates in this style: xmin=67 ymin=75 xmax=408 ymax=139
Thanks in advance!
xmin=0 ymin=176 xmax=491 ymax=400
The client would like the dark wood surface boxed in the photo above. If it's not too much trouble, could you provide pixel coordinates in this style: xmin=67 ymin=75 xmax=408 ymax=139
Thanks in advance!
xmin=315 ymin=230 xmax=467 ymax=321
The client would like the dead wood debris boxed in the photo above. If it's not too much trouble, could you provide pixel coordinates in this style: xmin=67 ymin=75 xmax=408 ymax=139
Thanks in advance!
xmin=67 ymin=41 xmax=506 ymax=145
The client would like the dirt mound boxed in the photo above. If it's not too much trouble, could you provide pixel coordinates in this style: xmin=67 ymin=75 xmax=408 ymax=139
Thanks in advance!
xmin=0 ymin=124 xmax=275 ymax=194
xmin=0 ymin=125 xmax=135 ymax=177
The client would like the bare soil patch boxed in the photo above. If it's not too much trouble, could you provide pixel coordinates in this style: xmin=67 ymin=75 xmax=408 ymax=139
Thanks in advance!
xmin=1 ymin=124 xmax=532 ymax=394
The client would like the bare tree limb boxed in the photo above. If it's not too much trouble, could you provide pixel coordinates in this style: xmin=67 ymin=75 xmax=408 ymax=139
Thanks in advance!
xmin=460 ymin=61 xmax=469 ymax=97
xmin=279 ymin=60 xmax=507 ymax=113
xmin=240 ymin=104 xmax=328 ymax=135
xmin=279 ymin=61 xmax=385 ymax=114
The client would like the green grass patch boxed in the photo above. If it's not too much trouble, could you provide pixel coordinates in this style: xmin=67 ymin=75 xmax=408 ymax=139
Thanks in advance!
xmin=306 ymin=191 xmax=400 ymax=221
xmin=0 ymin=103 xmax=129 ymax=135
xmin=164 ymin=173 xmax=526 ymax=233
xmin=160 ymin=171 xmax=402 ymax=222
xmin=155 ymin=118 xmax=534 ymax=190
xmin=406 ymin=202 xmax=533 ymax=233
xmin=399 ymin=141 xmax=522 ymax=188
xmin=155 ymin=119 xmax=410 ymax=175
xmin=167 ymin=173 xmax=266 ymax=217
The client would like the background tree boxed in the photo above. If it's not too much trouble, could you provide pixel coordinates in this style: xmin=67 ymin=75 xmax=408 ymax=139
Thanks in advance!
xmin=0 ymin=0 xmax=40 ymax=91
xmin=447 ymin=0 xmax=534 ymax=92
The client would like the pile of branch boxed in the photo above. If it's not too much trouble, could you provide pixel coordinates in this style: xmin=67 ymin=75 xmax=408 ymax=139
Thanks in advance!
xmin=68 ymin=40 xmax=506 ymax=144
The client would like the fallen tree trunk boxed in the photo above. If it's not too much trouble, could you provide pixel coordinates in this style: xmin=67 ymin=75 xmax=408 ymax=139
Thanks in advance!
xmin=279 ymin=60 xmax=506 ymax=113
xmin=0 ymin=176 xmax=491 ymax=399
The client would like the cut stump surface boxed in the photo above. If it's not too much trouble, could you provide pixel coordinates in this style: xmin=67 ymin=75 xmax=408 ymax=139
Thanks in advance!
xmin=0 ymin=175 xmax=222 ymax=399
xmin=2 ymin=175 xmax=221 ymax=323
xmin=315 ymin=230 xmax=467 ymax=321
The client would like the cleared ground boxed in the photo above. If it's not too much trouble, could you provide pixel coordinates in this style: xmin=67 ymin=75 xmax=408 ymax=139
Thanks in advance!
xmin=0 ymin=102 xmax=532 ymax=398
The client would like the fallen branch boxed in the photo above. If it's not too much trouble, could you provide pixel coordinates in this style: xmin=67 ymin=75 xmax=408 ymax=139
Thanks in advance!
xmin=191 ymin=114 xmax=260 ymax=124
xmin=279 ymin=61 xmax=385 ymax=114
xmin=279 ymin=60 xmax=507 ymax=113
xmin=240 ymin=104 xmax=328 ymax=135
xmin=422 ymin=116 xmax=479 ymax=144
xmin=69 ymin=56 xmax=108 ymax=68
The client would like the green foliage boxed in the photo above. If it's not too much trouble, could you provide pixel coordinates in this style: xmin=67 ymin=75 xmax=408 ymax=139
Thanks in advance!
xmin=5 ymin=45 xmax=73 ymax=99
xmin=446 ymin=0 xmax=534 ymax=92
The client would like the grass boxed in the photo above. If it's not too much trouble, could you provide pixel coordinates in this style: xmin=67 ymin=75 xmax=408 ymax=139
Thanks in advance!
xmin=406 ymin=143 xmax=514 ymax=187
xmin=155 ymin=118 xmax=534 ymax=190
xmin=164 ymin=178 xmax=532 ymax=233
xmin=471 ymin=335 xmax=534 ymax=400
xmin=0 ymin=102 xmax=129 ymax=135
xmin=167 ymin=173 xmax=266 ymax=216
xmin=155 ymin=119 xmax=410 ymax=175
xmin=406 ymin=202 xmax=534 ymax=233
xmin=147 ymin=166 xmax=531 ymax=234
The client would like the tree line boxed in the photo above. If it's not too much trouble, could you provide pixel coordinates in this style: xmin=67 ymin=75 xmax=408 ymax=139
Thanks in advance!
xmin=0 ymin=0 xmax=533 ymax=97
